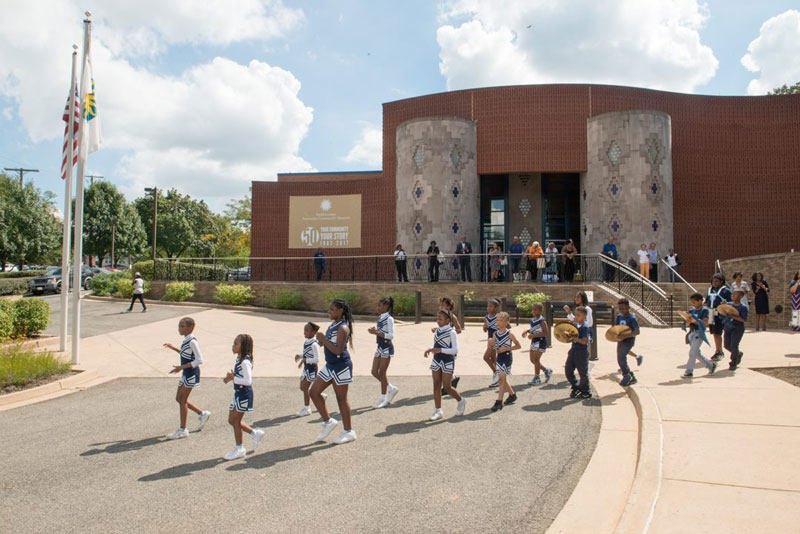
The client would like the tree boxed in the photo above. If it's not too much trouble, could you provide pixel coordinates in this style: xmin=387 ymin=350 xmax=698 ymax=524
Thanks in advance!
xmin=223 ymin=189 xmax=251 ymax=229
xmin=135 ymin=188 xmax=219 ymax=258
xmin=768 ymin=82 xmax=800 ymax=95
xmin=82 ymin=181 xmax=146 ymax=265
xmin=0 ymin=173 xmax=61 ymax=270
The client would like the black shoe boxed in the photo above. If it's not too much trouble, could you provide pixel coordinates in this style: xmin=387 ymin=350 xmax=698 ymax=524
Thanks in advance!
xmin=569 ymin=387 xmax=579 ymax=398
xmin=441 ymin=387 xmax=448 ymax=397
xmin=729 ymin=364 xmax=737 ymax=371
xmin=579 ymin=391 xmax=592 ymax=399
xmin=589 ymin=355 xmax=599 ymax=361
xmin=451 ymin=376 xmax=461 ymax=389
xmin=711 ymin=352 xmax=723 ymax=362
xmin=504 ymin=394 xmax=517 ymax=406
xmin=491 ymin=400 xmax=503 ymax=412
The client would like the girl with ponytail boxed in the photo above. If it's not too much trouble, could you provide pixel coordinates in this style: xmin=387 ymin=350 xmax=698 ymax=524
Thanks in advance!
xmin=368 ymin=296 xmax=399 ymax=408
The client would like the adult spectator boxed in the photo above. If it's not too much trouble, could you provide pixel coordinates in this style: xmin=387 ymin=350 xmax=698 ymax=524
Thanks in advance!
xmin=313 ymin=248 xmax=326 ymax=281
xmin=489 ymin=242 xmax=502 ymax=282
xmin=637 ymin=244 xmax=650 ymax=279
xmin=790 ymin=271 xmax=800 ymax=331
xmin=509 ymin=236 xmax=524 ymax=282
xmin=426 ymin=241 xmax=440 ymax=282
xmin=648 ymin=242 xmax=659 ymax=282
xmin=455 ymin=236 xmax=473 ymax=282
xmin=601 ymin=237 xmax=618 ymax=282
xmin=394 ymin=244 xmax=409 ymax=282
xmin=752 ymin=272 xmax=769 ymax=331
xmin=126 ymin=272 xmax=147 ymax=312
xmin=665 ymin=248 xmax=681 ymax=282
xmin=730 ymin=272 xmax=750 ymax=309
xmin=543 ymin=242 xmax=559 ymax=283
xmin=562 ymin=238 xmax=577 ymax=282
xmin=526 ymin=241 xmax=544 ymax=282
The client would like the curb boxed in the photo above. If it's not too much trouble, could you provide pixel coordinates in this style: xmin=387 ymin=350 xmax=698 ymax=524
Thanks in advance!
xmin=0 ymin=370 xmax=116 ymax=412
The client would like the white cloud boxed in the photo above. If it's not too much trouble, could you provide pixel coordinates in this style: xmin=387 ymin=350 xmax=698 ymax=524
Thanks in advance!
xmin=342 ymin=124 xmax=382 ymax=168
xmin=0 ymin=0 xmax=312 ymax=203
xmin=741 ymin=9 xmax=800 ymax=95
xmin=436 ymin=0 xmax=718 ymax=92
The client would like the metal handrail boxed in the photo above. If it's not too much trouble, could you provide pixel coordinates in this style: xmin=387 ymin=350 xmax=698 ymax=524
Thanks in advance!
xmin=599 ymin=254 xmax=668 ymax=297
xmin=153 ymin=253 xmax=608 ymax=262
xmin=715 ymin=259 xmax=723 ymax=275
xmin=660 ymin=258 xmax=698 ymax=293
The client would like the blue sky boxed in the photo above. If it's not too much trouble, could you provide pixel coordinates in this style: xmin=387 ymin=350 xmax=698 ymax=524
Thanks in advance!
xmin=1 ymin=0 xmax=798 ymax=214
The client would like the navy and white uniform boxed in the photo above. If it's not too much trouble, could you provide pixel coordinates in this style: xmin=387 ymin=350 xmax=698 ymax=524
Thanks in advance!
xmin=300 ymin=338 xmax=320 ymax=382
xmin=529 ymin=317 xmax=547 ymax=352
xmin=430 ymin=325 xmax=458 ymax=374
xmin=706 ymin=285 xmax=732 ymax=336
xmin=229 ymin=356 xmax=253 ymax=413
xmin=494 ymin=328 xmax=513 ymax=375
xmin=178 ymin=335 xmax=203 ymax=388
xmin=485 ymin=313 xmax=497 ymax=341
xmin=374 ymin=312 xmax=395 ymax=358
xmin=317 ymin=320 xmax=353 ymax=385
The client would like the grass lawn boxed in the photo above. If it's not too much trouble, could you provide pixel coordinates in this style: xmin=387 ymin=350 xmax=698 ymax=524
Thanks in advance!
xmin=0 ymin=343 xmax=72 ymax=392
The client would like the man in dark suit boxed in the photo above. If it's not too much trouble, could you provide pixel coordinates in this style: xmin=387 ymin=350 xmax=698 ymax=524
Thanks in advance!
xmin=455 ymin=236 xmax=473 ymax=282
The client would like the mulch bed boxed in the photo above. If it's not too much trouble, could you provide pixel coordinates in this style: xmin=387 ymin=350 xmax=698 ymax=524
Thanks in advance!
xmin=0 ymin=371 xmax=78 ymax=396
xmin=754 ymin=366 xmax=800 ymax=389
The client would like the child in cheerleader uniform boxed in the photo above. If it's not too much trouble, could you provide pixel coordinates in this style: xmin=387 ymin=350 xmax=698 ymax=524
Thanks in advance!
xmin=523 ymin=302 xmax=552 ymax=385
xmin=368 ymin=296 xmax=399 ymax=408
xmin=436 ymin=296 xmax=462 ymax=393
xmin=294 ymin=322 xmax=326 ymax=417
xmin=483 ymin=298 xmax=501 ymax=387
xmin=491 ymin=312 xmax=521 ymax=411
xmin=162 ymin=317 xmax=210 ymax=439
xmin=424 ymin=309 xmax=467 ymax=421
xmin=222 ymin=334 xmax=264 ymax=460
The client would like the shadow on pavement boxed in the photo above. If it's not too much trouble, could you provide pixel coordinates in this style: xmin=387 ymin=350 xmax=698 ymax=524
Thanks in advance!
xmin=81 ymin=436 xmax=168 ymax=456
xmin=138 ymin=457 xmax=226 ymax=481
xmin=226 ymin=442 xmax=337 ymax=471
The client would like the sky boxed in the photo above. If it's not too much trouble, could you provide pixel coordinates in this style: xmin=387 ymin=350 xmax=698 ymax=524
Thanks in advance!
xmin=1 ymin=0 xmax=799 ymax=214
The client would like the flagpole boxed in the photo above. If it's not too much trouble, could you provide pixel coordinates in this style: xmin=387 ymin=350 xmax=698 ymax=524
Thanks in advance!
xmin=59 ymin=44 xmax=78 ymax=354
xmin=71 ymin=12 xmax=92 ymax=365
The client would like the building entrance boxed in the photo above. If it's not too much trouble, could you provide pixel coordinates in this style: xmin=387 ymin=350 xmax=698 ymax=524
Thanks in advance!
xmin=541 ymin=173 xmax=580 ymax=252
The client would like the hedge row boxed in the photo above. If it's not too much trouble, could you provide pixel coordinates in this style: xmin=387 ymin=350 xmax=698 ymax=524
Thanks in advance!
xmin=91 ymin=271 xmax=151 ymax=298
xmin=133 ymin=260 xmax=227 ymax=282
xmin=0 ymin=270 xmax=46 ymax=279
xmin=0 ymin=278 xmax=36 ymax=296
xmin=0 ymin=298 xmax=51 ymax=339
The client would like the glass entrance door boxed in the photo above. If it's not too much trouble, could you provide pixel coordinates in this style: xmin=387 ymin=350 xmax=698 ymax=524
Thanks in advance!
xmin=541 ymin=173 xmax=580 ymax=251
xmin=480 ymin=175 xmax=508 ymax=281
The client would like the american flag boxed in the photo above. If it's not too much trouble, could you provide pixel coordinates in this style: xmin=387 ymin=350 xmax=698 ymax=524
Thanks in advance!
xmin=60 ymin=82 xmax=80 ymax=180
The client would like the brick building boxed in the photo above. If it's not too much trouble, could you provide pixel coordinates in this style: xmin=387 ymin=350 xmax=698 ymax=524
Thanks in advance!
xmin=251 ymin=84 xmax=800 ymax=281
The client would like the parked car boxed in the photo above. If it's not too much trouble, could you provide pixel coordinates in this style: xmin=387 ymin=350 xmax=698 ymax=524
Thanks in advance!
xmin=29 ymin=266 xmax=95 ymax=294
xmin=226 ymin=266 xmax=251 ymax=281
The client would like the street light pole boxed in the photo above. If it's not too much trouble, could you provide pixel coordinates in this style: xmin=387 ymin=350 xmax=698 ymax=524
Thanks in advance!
xmin=145 ymin=187 xmax=158 ymax=264
xmin=110 ymin=219 xmax=116 ymax=268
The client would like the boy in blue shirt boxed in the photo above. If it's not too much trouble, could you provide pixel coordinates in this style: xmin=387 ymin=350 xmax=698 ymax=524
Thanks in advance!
xmin=724 ymin=289 xmax=748 ymax=371
xmin=565 ymin=307 xmax=591 ymax=399
xmin=682 ymin=292 xmax=717 ymax=378
xmin=706 ymin=274 xmax=732 ymax=360
xmin=615 ymin=299 xmax=641 ymax=386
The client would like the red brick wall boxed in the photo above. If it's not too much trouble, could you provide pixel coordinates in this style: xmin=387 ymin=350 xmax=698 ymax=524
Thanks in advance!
xmin=253 ymin=85 xmax=800 ymax=281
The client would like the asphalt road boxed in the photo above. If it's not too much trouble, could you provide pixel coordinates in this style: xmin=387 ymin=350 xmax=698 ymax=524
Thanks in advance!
xmin=35 ymin=294 xmax=209 ymax=338
xmin=0 ymin=376 xmax=600 ymax=533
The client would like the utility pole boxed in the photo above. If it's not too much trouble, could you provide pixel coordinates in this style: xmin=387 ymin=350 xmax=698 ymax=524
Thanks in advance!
xmin=3 ymin=167 xmax=39 ymax=188
xmin=110 ymin=219 xmax=116 ymax=268
xmin=144 ymin=187 xmax=158 ymax=263
xmin=86 ymin=174 xmax=103 ymax=186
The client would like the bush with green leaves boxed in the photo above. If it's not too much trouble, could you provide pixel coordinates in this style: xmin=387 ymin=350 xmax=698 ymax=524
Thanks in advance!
xmin=320 ymin=289 xmax=361 ymax=309
xmin=0 ymin=300 xmax=14 ymax=339
xmin=215 ymin=284 xmax=254 ymax=306
xmin=0 ymin=278 xmax=34 ymax=296
xmin=388 ymin=293 xmax=415 ymax=316
xmin=514 ymin=292 xmax=551 ymax=315
xmin=90 ymin=271 xmax=132 ymax=296
xmin=12 ymin=298 xmax=50 ymax=337
xmin=0 ymin=343 xmax=72 ymax=388
xmin=163 ymin=281 xmax=195 ymax=302
xmin=269 ymin=289 xmax=303 ymax=310
xmin=0 ymin=270 xmax=46 ymax=279
xmin=114 ymin=278 xmax=151 ymax=299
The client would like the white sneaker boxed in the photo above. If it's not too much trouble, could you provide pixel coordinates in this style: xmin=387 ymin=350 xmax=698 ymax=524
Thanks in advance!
xmin=296 ymin=406 xmax=312 ymax=417
xmin=429 ymin=409 xmax=444 ymax=421
xmin=166 ymin=428 xmax=189 ymax=440
xmin=386 ymin=385 xmax=400 ymax=403
xmin=489 ymin=371 xmax=500 ymax=388
xmin=588 ymin=361 xmax=595 ymax=373
xmin=374 ymin=399 xmax=389 ymax=408
xmin=197 ymin=410 xmax=211 ymax=430
xmin=223 ymin=446 xmax=246 ymax=460
xmin=456 ymin=398 xmax=467 ymax=416
xmin=322 ymin=392 xmax=328 ymax=401
xmin=333 ymin=430 xmax=357 ymax=444
xmin=317 ymin=418 xmax=338 ymax=441
xmin=251 ymin=429 xmax=265 ymax=451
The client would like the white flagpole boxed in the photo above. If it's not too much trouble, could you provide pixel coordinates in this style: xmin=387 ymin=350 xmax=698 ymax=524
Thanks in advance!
xmin=60 ymin=45 xmax=78 ymax=354
xmin=71 ymin=12 xmax=92 ymax=365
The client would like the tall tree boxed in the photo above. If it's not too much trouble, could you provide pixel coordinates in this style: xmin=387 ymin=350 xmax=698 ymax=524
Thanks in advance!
xmin=82 ymin=181 xmax=146 ymax=265
xmin=768 ymin=82 xmax=800 ymax=95
xmin=135 ymin=188 xmax=219 ymax=258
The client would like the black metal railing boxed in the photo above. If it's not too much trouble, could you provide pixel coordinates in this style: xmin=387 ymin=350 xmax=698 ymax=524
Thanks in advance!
xmin=598 ymin=255 xmax=672 ymax=326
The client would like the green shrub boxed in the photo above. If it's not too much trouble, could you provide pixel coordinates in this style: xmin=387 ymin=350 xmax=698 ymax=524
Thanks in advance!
xmin=90 ymin=271 xmax=132 ymax=296
xmin=0 ymin=343 xmax=72 ymax=388
xmin=0 ymin=270 xmax=46 ymax=279
xmin=215 ymin=284 xmax=254 ymax=306
xmin=389 ymin=293 xmax=415 ymax=316
xmin=135 ymin=259 xmax=228 ymax=282
xmin=114 ymin=278 xmax=151 ymax=299
xmin=0 ymin=278 xmax=33 ymax=296
xmin=0 ymin=300 xmax=14 ymax=339
xmin=269 ymin=289 xmax=303 ymax=310
xmin=12 ymin=298 xmax=50 ymax=337
xmin=514 ymin=292 xmax=551 ymax=315
xmin=320 ymin=289 xmax=362 ymax=309
xmin=163 ymin=281 xmax=195 ymax=302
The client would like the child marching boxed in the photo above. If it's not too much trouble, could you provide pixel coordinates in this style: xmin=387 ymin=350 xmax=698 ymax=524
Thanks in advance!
xmin=437 ymin=296 xmax=462 ymax=393
xmin=523 ymin=302 xmax=552 ymax=385
xmin=310 ymin=300 xmax=357 ymax=444
xmin=564 ymin=307 xmax=592 ymax=399
xmin=294 ymin=322 xmax=324 ymax=417
xmin=368 ymin=296 xmax=399 ymax=408
xmin=483 ymin=298 xmax=501 ymax=387
xmin=723 ymin=289 xmax=748 ymax=371
xmin=681 ymin=293 xmax=717 ymax=378
xmin=424 ymin=309 xmax=467 ymax=421
xmin=222 ymin=334 xmax=264 ymax=460
xmin=162 ymin=317 xmax=210 ymax=439
xmin=706 ymin=273 xmax=732 ymax=360
xmin=614 ymin=299 xmax=641 ymax=386
xmin=491 ymin=312 xmax=521 ymax=411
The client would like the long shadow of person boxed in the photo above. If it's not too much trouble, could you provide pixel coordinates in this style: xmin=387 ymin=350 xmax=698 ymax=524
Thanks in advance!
xmin=139 ymin=457 xmax=227 ymax=482
xmin=81 ymin=436 xmax=167 ymax=456
xmin=226 ymin=442 xmax=337 ymax=472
